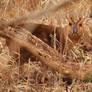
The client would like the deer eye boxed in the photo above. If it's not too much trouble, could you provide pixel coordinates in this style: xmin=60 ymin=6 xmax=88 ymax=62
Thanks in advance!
xmin=79 ymin=23 xmax=82 ymax=27
xmin=69 ymin=23 xmax=72 ymax=26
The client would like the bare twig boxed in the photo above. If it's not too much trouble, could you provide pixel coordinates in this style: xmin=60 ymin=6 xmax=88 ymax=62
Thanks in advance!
xmin=0 ymin=0 xmax=91 ymax=29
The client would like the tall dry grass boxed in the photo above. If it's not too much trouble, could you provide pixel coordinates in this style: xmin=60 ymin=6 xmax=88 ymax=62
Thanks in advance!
xmin=0 ymin=0 xmax=91 ymax=92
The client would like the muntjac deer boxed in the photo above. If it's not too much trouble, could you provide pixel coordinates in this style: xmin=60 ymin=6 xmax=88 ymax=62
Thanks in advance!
xmin=20 ymin=17 xmax=85 ymax=55
xmin=6 ymin=17 xmax=86 ymax=58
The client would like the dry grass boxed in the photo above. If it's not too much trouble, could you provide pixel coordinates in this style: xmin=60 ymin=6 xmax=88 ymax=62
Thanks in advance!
xmin=0 ymin=0 xmax=92 ymax=92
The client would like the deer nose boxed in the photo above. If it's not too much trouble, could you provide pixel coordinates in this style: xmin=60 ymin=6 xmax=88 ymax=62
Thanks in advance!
xmin=73 ymin=28 xmax=78 ymax=33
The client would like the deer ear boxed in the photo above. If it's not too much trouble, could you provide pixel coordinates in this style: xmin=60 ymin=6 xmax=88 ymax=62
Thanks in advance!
xmin=79 ymin=17 xmax=84 ymax=23
xmin=68 ymin=17 xmax=73 ymax=23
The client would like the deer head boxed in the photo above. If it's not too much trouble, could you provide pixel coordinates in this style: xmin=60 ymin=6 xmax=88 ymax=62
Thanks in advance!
xmin=65 ymin=17 xmax=84 ymax=43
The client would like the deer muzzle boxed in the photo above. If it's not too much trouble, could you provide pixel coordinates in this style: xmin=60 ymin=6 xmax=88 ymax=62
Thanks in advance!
xmin=73 ymin=28 xmax=78 ymax=34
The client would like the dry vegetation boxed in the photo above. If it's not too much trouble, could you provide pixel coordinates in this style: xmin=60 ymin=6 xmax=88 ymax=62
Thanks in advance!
xmin=0 ymin=0 xmax=92 ymax=92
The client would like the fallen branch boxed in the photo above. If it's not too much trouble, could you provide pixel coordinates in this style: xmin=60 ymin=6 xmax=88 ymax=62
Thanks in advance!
xmin=0 ymin=27 xmax=92 ymax=80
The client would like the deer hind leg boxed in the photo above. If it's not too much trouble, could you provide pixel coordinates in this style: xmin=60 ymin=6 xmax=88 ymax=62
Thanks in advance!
xmin=6 ymin=39 xmax=26 ymax=79
xmin=41 ymin=63 xmax=50 ymax=84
